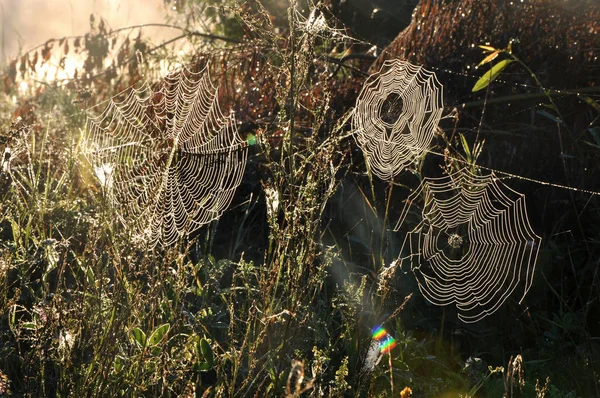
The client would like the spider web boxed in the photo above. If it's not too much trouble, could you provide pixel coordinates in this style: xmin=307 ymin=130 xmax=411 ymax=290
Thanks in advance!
xmin=353 ymin=59 xmax=443 ymax=180
xmin=395 ymin=168 xmax=541 ymax=323
xmin=84 ymin=64 xmax=247 ymax=247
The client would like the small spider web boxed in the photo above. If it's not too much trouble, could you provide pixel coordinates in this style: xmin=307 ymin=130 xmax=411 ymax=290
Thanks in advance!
xmin=395 ymin=168 xmax=541 ymax=323
xmin=84 ymin=64 xmax=247 ymax=247
xmin=352 ymin=59 xmax=444 ymax=180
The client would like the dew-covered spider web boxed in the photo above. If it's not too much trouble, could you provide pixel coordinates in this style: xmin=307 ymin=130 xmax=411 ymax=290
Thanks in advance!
xmin=84 ymin=64 xmax=247 ymax=247
xmin=352 ymin=59 xmax=444 ymax=180
xmin=395 ymin=168 xmax=541 ymax=323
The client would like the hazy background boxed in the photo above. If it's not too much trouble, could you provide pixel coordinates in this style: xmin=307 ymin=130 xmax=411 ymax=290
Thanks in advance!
xmin=0 ymin=0 xmax=169 ymax=63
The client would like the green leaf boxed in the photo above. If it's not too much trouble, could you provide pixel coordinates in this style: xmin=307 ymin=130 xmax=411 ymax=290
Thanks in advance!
xmin=148 ymin=323 xmax=170 ymax=346
xmin=85 ymin=265 xmax=95 ymax=286
xmin=560 ymin=153 xmax=576 ymax=159
xmin=21 ymin=322 xmax=37 ymax=330
xmin=130 ymin=327 xmax=147 ymax=348
xmin=200 ymin=338 xmax=214 ymax=367
xmin=472 ymin=59 xmax=514 ymax=92
xmin=10 ymin=219 xmax=20 ymax=243
xmin=588 ymin=127 xmax=600 ymax=146
xmin=197 ymin=361 xmax=212 ymax=371
xmin=114 ymin=355 xmax=125 ymax=373
xmin=10 ymin=306 xmax=16 ymax=329
xmin=43 ymin=247 xmax=59 ymax=282
xmin=194 ymin=337 xmax=202 ymax=358
xmin=537 ymin=110 xmax=562 ymax=125
xmin=459 ymin=134 xmax=472 ymax=163
xmin=151 ymin=346 xmax=161 ymax=356
xmin=194 ymin=277 xmax=203 ymax=297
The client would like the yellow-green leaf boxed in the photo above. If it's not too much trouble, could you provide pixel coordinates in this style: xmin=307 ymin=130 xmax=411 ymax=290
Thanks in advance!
xmin=472 ymin=59 xmax=514 ymax=93
xmin=581 ymin=96 xmax=600 ymax=113
xmin=477 ymin=50 xmax=500 ymax=67
xmin=478 ymin=45 xmax=497 ymax=52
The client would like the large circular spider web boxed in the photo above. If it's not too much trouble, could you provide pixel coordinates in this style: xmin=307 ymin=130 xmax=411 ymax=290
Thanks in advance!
xmin=84 ymin=64 xmax=247 ymax=247
xmin=352 ymin=59 xmax=443 ymax=180
xmin=394 ymin=168 xmax=541 ymax=323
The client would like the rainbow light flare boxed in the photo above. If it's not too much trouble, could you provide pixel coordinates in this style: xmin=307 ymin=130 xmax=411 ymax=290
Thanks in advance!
xmin=371 ymin=325 xmax=397 ymax=354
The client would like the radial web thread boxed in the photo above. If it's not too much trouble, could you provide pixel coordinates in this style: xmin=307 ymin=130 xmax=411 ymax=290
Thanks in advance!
xmin=353 ymin=59 xmax=443 ymax=180
xmin=395 ymin=168 xmax=541 ymax=323
xmin=84 ymin=64 xmax=247 ymax=247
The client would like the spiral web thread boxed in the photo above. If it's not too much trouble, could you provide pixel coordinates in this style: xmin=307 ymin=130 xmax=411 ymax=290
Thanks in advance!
xmin=394 ymin=168 xmax=541 ymax=323
xmin=353 ymin=59 xmax=443 ymax=180
xmin=84 ymin=64 xmax=247 ymax=247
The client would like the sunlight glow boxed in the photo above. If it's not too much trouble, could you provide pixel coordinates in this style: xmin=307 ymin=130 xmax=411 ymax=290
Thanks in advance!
xmin=18 ymin=81 xmax=29 ymax=96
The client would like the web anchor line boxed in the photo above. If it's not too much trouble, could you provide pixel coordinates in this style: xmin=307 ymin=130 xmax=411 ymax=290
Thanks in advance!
xmin=420 ymin=143 xmax=600 ymax=197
